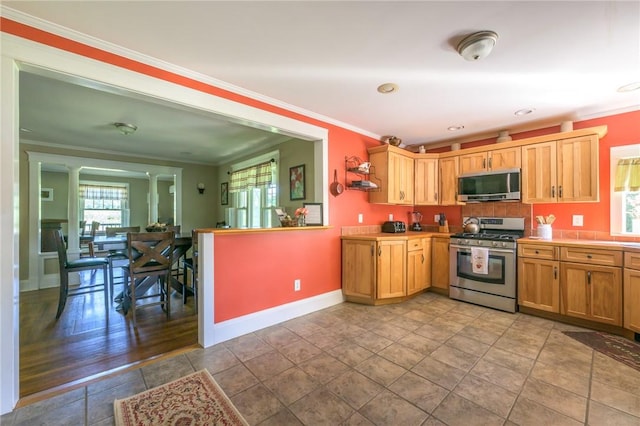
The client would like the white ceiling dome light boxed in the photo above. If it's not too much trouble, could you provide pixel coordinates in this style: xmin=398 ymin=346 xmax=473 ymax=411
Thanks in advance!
xmin=457 ymin=31 xmax=499 ymax=61
xmin=113 ymin=122 xmax=138 ymax=135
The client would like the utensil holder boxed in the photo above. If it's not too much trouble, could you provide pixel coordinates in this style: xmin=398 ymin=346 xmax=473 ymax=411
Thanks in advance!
xmin=537 ymin=224 xmax=552 ymax=240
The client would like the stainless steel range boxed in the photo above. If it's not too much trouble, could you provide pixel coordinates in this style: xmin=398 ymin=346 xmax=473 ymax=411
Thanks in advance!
xmin=449 ymin=217 xmax=524 ymax=313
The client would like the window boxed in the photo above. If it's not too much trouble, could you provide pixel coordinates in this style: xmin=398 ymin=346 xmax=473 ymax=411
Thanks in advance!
xmin=226 ymin=152 xmax=279 ymax=228
xmin=610 ymin=145 xmax=640 ymax=235
xmin=79 ymin=182 xmax=130 ymax=231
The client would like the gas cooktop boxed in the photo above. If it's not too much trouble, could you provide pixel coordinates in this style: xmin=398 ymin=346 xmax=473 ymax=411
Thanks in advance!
xmin=453 ymin=232 xmax=521 ymax=241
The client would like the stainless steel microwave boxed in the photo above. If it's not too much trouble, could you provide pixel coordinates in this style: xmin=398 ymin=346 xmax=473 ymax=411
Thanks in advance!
xmin=458 ymin=168 xmax=521 ymax=202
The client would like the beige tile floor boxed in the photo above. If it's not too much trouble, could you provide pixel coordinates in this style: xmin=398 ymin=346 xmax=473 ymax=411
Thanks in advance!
xmin=3 ymin=292 xmax=640 ymax=425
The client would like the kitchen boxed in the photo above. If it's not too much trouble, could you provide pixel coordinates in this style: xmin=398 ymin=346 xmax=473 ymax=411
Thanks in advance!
xmin=2 ymin=2 xmax=640 ymax=422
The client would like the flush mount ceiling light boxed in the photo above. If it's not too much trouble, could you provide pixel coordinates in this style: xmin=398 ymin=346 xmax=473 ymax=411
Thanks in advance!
xmin=377 ymin=83 xmax=399 ymax=94
xmin=456 ymin=30 xmax=499 ymax=61
xmin=617 ymin=82 xmax=640 ymax=92
xmin=113 ymin=122 xmax=137 ymax=135
xmin=514 ymin=108 xmax=536 ymax=116
xmin=447 ymin=125 xmax=465 ymax=131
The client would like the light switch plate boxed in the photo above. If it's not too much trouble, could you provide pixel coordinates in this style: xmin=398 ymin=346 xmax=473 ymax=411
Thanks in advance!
xmin=572 ymin=215 xmax=584 ymax=226
xmin=434 ymin=214 xmax=440 ymax=223
xmin=388 ymin=214 xmax=393 ymax=221
xmin=358 ymin=213 xmax=363 ymax=223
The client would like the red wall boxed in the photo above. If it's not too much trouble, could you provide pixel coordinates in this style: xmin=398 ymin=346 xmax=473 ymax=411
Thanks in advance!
xmin=5 ymin=18 xmax=638 ymax=322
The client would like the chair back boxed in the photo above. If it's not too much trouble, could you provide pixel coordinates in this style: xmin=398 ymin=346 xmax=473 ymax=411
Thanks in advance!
xmin=126 ymin=231 xmax=175 ymax=278
xmin=166 ymin=225 xmax=181 ymax=235
xmin=106 ymin=226 xmax=141 ymax=237
xmin=80 ymin=220 xmax=87 ymax=236
xmin=54 ymin=229 xmax=68 ymax=271
xmin=90 ymin=221 xmax=100 ymax=237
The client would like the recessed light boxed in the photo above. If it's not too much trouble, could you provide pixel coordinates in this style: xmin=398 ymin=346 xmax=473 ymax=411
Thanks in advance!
xmin=617 ymin=82 xmax=640 ymax=92
xmin=377 ymin=83 xmax=399 ymax=94
xmin=514 ymin=108 xmax=535 ymax=116
xmin=447 ymin=125 xmax=465 ymax=131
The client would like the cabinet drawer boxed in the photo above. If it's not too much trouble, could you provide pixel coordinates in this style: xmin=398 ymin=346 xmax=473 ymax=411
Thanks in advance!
xmin=560 ymin=247 xmax=622 ymax=267
xmin=518 ymin=244 xmax=557 ymax=260
xmin=625 ymin=252 xmax=640 ymax=271
xmin=408 ymin=238 xmax=424 ymax=251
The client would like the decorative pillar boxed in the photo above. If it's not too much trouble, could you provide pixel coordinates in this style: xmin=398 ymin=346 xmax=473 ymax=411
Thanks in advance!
xmin=67 ymin=165 xmax=81 ymax=254
xmin=148 ymin=173 xmax=159 ymax=224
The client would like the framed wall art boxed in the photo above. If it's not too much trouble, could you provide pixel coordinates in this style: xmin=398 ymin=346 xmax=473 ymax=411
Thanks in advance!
xmin=303 ymin=202 xmax=323 ymax=226
xmin=289 ymin=164 xmax=305 ymax=200
xmin=220 ymin=182 xmax=228 ymax=205
xmin=41 ymin=188 xmax=53 ymax=201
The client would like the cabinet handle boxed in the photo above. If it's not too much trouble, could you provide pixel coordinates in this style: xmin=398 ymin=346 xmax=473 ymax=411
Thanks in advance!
xmin=587 ymin=271 xmax=591 ymax=284
xmin=559 ymin=186 xmax=563 ymax=198
xmin=488 ymin=157 xmax=492 ymax=169
xmin=435 ymin=192 xmax=438 ymax=203
xmin=378 ymin=247 xmax=382 ymax=256
xmin=482 ymin=159 xmax=486 ymax=169
xmin=554 ymin=267 xmax=557 ymax=279
xmin=551 ymin=186 xmax=555 ymax=198
xmin=421 ymin=254 xmax=425 ymax=264
xmin=371 ymin=245 xmax=374 ymax=256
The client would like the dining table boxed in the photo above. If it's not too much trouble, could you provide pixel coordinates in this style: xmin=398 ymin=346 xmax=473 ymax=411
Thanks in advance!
xmin=92 ymin=232 xmax=193 ymax=313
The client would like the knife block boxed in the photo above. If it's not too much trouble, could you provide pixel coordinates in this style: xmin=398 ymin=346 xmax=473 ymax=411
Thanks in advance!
xmin=438 ymin=220 xmax=449 ymax=233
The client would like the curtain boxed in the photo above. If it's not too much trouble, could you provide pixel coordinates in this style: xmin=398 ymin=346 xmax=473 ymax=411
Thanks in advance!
xmin=229 ymin=161 xmax=273 ymax=193
xmin=614 ymin=158 xmax=640 ymax=192
xmin=79 ymin=184 xmax=128 ymax=200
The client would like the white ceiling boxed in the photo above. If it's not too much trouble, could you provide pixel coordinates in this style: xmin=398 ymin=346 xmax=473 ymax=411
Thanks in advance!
xmin=6 ymin=1 xmax=640 ymax=164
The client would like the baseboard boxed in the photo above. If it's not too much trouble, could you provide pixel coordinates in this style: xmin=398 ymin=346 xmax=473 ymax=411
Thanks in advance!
xmin=207 ymin=290 xmax=344 ymax=346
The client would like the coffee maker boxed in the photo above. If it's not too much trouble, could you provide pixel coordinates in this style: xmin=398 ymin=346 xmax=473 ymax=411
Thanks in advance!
xmin=409 ymin=211 xmax=423 ymax=231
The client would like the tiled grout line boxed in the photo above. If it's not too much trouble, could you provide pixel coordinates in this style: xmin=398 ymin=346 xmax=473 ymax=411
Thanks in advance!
xmin=584 ymin=350 xmax=596 ymax=426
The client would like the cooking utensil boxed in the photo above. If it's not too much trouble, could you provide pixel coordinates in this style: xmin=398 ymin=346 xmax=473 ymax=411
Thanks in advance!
xmin=463 ymin=216 xmax=480 ymax=234
xmin=546 ymin=214 xmax=556 ymax=225
xmin=330 ymin=169 xmax=344 ymax=197
xmin=536 ymin=215 xmax=545 ymax=225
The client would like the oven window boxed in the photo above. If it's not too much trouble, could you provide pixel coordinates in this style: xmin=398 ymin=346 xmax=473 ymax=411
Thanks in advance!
xmin=456 ymin=251 xmax=506 ymax=284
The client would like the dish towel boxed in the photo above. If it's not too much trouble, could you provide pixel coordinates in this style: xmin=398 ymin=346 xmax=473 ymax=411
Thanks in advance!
xmin=471 ymin=247 xmax=489 ymax=275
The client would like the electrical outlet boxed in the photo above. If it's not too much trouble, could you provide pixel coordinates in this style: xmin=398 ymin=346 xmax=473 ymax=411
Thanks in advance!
xmin=294 ymin=279 xmax=301 ymax=291
xmin=434 ymin=214 xmax=440 ymax=223
xmin=358 ymin=213 xmax=363 ymax=223
xmin=388 ymin=214 xmax=394 ymax=221
xmin=572 ymin=215 xmax=584 ymax=226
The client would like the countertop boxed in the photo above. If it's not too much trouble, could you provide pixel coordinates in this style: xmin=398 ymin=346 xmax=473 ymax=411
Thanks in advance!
xmin=518 ymin=237 xmax=640 ymax=252
xmin=341 ymin=231 xmax=452 ymax=240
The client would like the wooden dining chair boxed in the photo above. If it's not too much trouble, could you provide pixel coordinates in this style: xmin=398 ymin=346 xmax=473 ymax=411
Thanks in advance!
xmin=166 ymin=225 xmax=182 ymax=279
xmin=122 ymin=231 xmax=175 ymax=326
xmin=181 ymin=229 xmax=199 ymax=313
xmin=54 ymin=229 xmax=110 ymax=320
xmin=80 ymin=221 xmax=100 ymax=257
xmin=105 ymin=226 xmax=141 ymax=297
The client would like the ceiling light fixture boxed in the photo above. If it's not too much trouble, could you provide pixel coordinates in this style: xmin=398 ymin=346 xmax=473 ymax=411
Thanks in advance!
xmin=514 ymin=108 xmax=535 ymax=116
xmin=456 ymin=30 xmax=499 ymax=61
xmin=447 ymin=125 xmax=465 ymax=131
xmin=377 ymin=83 xmax=399 ymax=94
xmin=617 ymin=82 xmax=640 ymax=92
xmin=113 ymin=122 xmax=137 ymax=135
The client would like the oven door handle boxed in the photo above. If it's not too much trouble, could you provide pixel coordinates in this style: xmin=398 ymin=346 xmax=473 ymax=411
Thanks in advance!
xmin=449 ymin=244 xmax=515 ymax=254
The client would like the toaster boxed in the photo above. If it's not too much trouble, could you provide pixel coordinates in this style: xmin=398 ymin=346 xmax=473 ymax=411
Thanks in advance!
xmin=382 ymin=221 xmax=406 ymax=233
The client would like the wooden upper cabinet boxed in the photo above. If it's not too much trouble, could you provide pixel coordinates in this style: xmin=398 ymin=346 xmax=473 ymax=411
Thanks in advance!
xmin=522 ymin=135 xmax=599 ymax=204
xmin=415 ymin=157 xmax=439 ymax=205
xmin=439 ymin=156 xmax=459 ymax=205
xmin=369 ymin=148 xmax=414 ymax=205
xmin=557 ymin=135 xmax=599 ymax=202
xmin=522 ymin=141 xmax=558 ymax=203
xmin=459 ymin=147 xmax=521 ymax=174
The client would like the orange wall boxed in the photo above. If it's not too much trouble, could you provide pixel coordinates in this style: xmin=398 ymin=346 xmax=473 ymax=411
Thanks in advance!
xmin=5 ymin=18 xmax=638 ymax=322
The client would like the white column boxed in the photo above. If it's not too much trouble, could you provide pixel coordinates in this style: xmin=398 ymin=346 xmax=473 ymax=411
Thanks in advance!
xmin=67 ymin=166 xmax=81 ymax=255
xmin=148 ymin=173 xmax=158 ymax=223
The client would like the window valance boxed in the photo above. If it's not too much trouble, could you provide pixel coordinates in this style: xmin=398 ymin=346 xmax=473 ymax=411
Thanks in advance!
xmin=614 ymin=157 xmax=640 ymax=192
xmin=79 ymin=184 xmax=128 ymax=200
xmin=229 ymin=161 xmax=274 ymax=192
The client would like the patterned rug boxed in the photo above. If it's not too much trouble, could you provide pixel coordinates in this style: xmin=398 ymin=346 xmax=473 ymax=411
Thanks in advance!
xmin=113 ymin=369 xmax=248 ymax=426
xmin=564 ymin=331 xmax=640 ymax=372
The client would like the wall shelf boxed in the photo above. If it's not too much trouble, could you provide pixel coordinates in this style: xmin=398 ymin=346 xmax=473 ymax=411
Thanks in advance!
xmin=345 ymin=156 xmax=381 ymax=191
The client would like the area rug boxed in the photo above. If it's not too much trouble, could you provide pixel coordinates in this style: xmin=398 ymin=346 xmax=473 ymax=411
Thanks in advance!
xmin=563 ymin=331 xmax=640 ymax=372
xmin=113 ymin=369 xmax=248 ymax=426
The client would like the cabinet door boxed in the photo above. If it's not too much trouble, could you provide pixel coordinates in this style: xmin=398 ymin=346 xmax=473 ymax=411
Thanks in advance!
xmin=490 ymin=147 xmax=521 ymax=171
xmin=518 ymin=258 xmax=560 ymax=312
xmin=557 ymin=135 xmax=599 ymax=202
xmin=522 ymin=141 xmax=557 ymax=203
xmin=439 ymin=157 xmax=459 ymax=205
xmin=377 ymin=240 xmax=406 ymax=299
xmin=372 ymin=151 xmax=414 ymax=205
xmin=624 ymin=267 xmax=640 ymax=332
xmin=415 ymin=158 xmax=439 ymax=205
xmin=407 ymin=247 xmax=425 ymax=296
xmin=561 ymin=262 xmax=622 ymax=326
xmin=459 ymin=152 xmax=487 ymax=174
xmin=398 ymin=153 xmax=415 ymax=204
xmin=342 ymin=240 xmax=375 ymax=301
xmin=431 ymin=237 xmax=450 ymax=290
xmin=422 ymin=238 xmax=432 ymax=290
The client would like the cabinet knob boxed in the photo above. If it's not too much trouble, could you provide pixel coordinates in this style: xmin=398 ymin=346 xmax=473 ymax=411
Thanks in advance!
xmin=535 ymin=250 xmax=539 ymax=254
xmin=587 ymin=271 xmax=592 ymax=284
xmin=587 ymin=254 xmax=592 ymax=259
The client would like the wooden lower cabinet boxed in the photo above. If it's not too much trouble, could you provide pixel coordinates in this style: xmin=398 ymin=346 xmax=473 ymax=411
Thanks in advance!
xmin=377 ymin=240 xmax=407 ymax=299
xmin=407 ymin=238 xmax=431 ymax=295
xmin=560 ymin=262 xmax=622 ymax=326
xmin=518 ymin=257 xmax=560 ymax=312
xmin=624 ymin=252 xmax=640 ymax=332
xmin=431 ymin=237 xmax=450 ymax=290
xmin=342 ymin=239 xmax=376 ymax=302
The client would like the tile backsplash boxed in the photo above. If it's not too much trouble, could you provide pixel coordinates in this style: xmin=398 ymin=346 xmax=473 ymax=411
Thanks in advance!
xmin=461 ymin=202 xmax=533 ymax=234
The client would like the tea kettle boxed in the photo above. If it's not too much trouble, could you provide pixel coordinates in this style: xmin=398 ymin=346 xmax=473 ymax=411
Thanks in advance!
xmin=463 ymin=217 xmax=480 ymax=234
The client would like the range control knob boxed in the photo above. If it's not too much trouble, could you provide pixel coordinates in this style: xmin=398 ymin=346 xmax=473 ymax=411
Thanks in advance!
xmin=502 ymin=242 xmax=508 ymax=248
xmin=492 ymin=241 xmax=498 ymax=247
xmin=476 ymin=240 xmax=483 ymax=245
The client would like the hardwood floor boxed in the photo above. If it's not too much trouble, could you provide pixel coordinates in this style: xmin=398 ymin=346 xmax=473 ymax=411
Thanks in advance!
xmin=19 ymin=270 xmax=198 ymax=397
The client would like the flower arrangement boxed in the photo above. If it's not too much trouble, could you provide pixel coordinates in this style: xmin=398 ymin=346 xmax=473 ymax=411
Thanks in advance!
xmin=295 ymin=207 xmax=309 ymax=218
xmin=146 ymin=222 xmax=167 ymax=232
